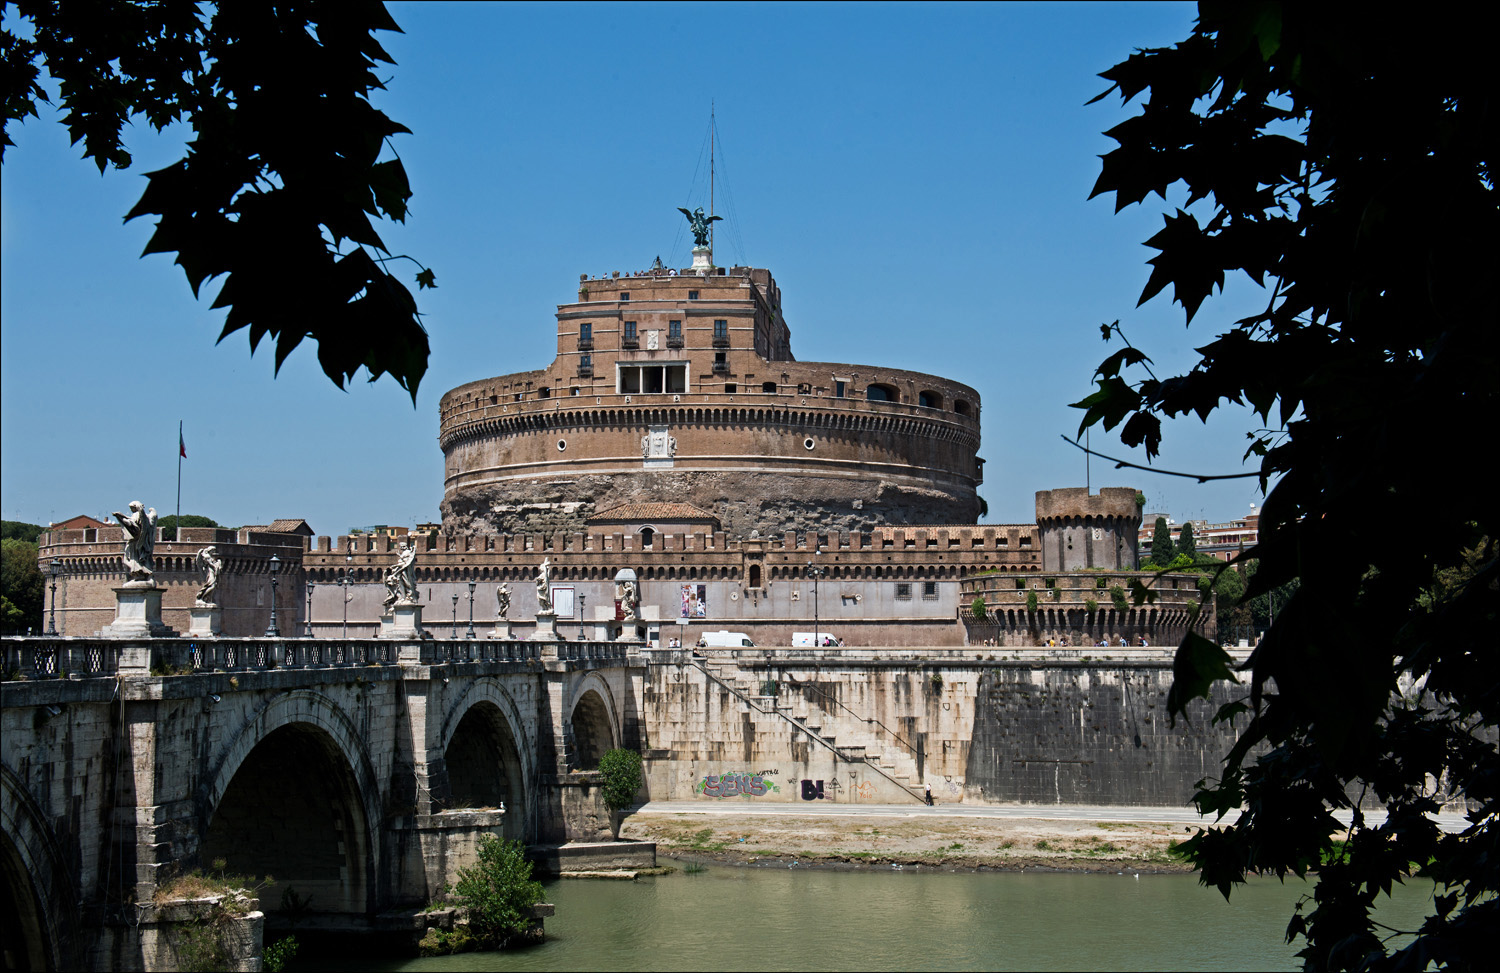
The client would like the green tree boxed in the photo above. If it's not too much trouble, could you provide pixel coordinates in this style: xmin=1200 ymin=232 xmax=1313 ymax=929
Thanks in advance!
xmin=597 ymin=748 xmax=644 ymax=812
xmin=969 ymin=595 xmax=987 ymax=622
xmin=1149 ymin=517 xmax=1175 ymax=567
xmin=451 ymin=835 xmax=545 ymax=950
xmin=1176 ymin=522 xmax=1197 ymax=560
xmin=1 ymin=521 xmax=45 ymax=543
xmin=1 ymin=1 xmax=434 ymax=399
xmin=1078 ymin=4 xmax=1498 ymax=968
xmin=157 ymin=514 xmax=223 ymax=539
xmin=1 ymin=538 xmax=45 ymax=634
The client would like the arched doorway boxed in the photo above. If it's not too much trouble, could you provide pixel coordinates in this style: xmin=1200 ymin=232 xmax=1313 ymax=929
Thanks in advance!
xmin=570 ymin=690 xmax=615 ymax=771
xmin=200 ymin=724 xmax=370 ymax=916
xmin=444 ymin=703 xmax=527 ymax=839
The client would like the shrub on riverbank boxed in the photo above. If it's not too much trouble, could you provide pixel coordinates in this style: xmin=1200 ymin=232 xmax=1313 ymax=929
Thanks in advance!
xmin=421 ymin=835 xmax=545 ymax=955
xmin=599 ymin=748 xmax=644 ymax=811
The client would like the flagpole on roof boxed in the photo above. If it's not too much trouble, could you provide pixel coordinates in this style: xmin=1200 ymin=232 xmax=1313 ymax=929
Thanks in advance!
xmin=176 ymin=420 xmax=184 ymax=542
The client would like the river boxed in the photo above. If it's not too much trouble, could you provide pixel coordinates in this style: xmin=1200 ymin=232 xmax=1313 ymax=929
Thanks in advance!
xmin=307 ymin=863 xmax=1434 ymax=972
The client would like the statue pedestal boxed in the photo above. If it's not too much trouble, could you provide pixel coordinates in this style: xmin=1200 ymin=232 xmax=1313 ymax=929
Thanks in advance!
xmin=188 ymin=606 xmax=223 ymax=637
xmin=378 ymin=613 xmax=394 ymax=637
xmin=490 ymin=620 xmax=513 ymax=640
xmin=388 ymin=602 xmax=424 ymax=639
xmin=691 ymin=245 xmax=713 ymax=274
xmin=530 ymin=611 xmax=558 ymax=641
xmin=103 ymin=584 xmax=175 ymax=639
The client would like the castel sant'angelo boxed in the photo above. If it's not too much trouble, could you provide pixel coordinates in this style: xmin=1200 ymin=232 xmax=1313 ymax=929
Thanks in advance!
xmin=40 ymin=228 xmax=1211 ymax=647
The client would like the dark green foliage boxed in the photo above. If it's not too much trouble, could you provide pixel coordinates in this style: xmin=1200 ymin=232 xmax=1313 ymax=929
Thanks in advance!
xmin=1 ymin=539 xmax=44 ymax=634
xmin=969 ymin=595 xmax=987 ymax=622
xmin=262 ymin=936 xmax=298 ymax=973
xmin=450 ymin=835 xmax=544 ymax=951
xmin=1149 ymin=517 xmax=1175 ymax=567
xmin=1176 ymin=522 xmax=1197 ymax=560
xmin=1 ymin=2 xmax=433 ymax=399
xmin=1081 ymin=4 xmax=1499 ymax=968
xmin=157 ymin=514 xmax=222 ymax=539
xmin=598 ymin=748 xmax=644 ymax=811
xmin=1108 ymin=584 xmax=1128 ymax=615
xmin=1 ymin=521 xmax=45 ymax=543
xmin=1024 ymin=589 xmax=1039 ymax=613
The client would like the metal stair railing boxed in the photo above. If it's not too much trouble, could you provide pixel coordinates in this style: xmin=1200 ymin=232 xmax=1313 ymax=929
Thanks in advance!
xmin=685 ymin=658 xmax=924 ymax=803
xmin=760 ymin=668 xmax=926 ymax=770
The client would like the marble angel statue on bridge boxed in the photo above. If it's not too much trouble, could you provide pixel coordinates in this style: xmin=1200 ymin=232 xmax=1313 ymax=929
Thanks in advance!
xmin=194 ymin=546 xmax=223 ymax=607
xmin=112 ymin=501 xmax=157 ymax=583
xmin=382 ymin=538 xmax=419 ymax=611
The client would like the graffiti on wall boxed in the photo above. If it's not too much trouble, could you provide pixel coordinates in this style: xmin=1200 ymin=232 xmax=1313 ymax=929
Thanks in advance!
xmin=697 ymin=770 xmax=780 ymax=798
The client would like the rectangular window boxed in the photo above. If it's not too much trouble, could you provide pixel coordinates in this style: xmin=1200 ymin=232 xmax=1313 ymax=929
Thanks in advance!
xmin=724 ymin=383 xmax=737 ymax=394
xmin=620 ymin=292 xmax=630 ymax=301
xmin=714 ymin=320 xmax=728 ymax=338
xmin=688 ymin=290 xmax=699 ymax=301
xmin=669 ymin=320 xmax=682 ymax=339
xmin=923 ymin=581 xmax=938 ymax=598
xmin=895 ymin=583 xmax=911 ymax=599
xmin=834 ymin=380 xmax=846 ymax=397
xmin=580 ymin=323 xmax=592 ymax=340
xmin=579 ymin=354 xmax=592 ymax=372
xmin=624 ymin=321 xmax=638 ymax=340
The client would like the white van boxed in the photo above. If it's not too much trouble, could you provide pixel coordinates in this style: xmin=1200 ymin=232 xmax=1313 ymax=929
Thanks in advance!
xmin=793 ymin=632 xmax=840 ymax=647
xmin=697 ymin=631 xmax=756 ymax=647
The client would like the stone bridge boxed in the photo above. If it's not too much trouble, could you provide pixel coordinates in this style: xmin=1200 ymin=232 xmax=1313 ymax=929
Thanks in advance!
xmin=0 ymin=635 xmax=642 ymax=971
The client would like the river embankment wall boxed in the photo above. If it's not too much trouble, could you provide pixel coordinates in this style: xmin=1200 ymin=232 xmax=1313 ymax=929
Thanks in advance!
xmin=639 ymin=647 xmax=1246 ymax=807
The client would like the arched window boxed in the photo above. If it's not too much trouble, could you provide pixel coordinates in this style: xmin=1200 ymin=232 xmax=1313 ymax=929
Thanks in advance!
xmin=919 ymin=390 xmax=942 ymax=408
xmin=639 ymin=526 xmax=655 ymax=549
xmin=749 ymin=563 xmax=762 ymax=588
xmin=866 ymin=384 xmax=897 ymax=402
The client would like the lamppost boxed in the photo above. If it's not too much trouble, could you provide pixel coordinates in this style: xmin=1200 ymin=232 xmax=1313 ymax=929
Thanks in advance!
xmin=342 ymin=554 xmax=352 ymax=639
xmin=451 ymin=591 xmax=459 ymax=639
xmin=46 ymin=559 xmax=61 ymax=636
xmin=304 ymin=573 xmax=314 ymax=638
xmin=808 ymin=550 xmax=825 ymax=647
xmin=264 ymin=554 xmax=282 ymax=637
xmin=579 ymin=594 xmax=587 ymax=642
xmin=465 ymin=580 xmax=477 ymax=640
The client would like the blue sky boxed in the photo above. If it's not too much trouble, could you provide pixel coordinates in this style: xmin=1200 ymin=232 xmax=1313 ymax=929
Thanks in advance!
xmin=1 ymin=1 xmax=1272 ymax=535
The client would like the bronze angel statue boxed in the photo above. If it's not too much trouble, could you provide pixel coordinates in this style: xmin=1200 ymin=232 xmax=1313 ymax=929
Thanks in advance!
xmin=677 ymin=206 xmax=722 ymax=248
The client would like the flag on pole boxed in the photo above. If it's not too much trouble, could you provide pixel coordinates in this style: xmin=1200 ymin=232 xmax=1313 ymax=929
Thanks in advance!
xmin=179 ymin=427 xmax=187 ymax=459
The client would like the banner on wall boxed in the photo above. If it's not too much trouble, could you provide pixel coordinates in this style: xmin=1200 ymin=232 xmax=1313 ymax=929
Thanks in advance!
xmin=553 ymin=586 xmax=575 ymax=618
xmin=680 ymin=584 xmax=708 ymax=618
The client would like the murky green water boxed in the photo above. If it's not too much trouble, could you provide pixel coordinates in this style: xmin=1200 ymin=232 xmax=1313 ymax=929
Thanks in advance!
xmin=308 ymin=864 xmax=1435 ymax=972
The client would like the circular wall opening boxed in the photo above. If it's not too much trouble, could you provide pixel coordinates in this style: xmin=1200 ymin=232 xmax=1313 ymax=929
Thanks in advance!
xmin=804 ymin=438 xmax=815 ymax=450
xmin=557 ymin=439 xmax=567 ymax=451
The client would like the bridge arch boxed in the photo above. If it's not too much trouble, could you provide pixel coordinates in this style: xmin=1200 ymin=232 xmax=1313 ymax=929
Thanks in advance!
xmin=1 ymin=764 xmax=78 ymax=972
xmin=198 ymin=691 xmax=382 ymax=916
xmin=437 ymin=680 xmax=537 ymax=840
xmin=566 ymin=671 xmax=621 ymax=771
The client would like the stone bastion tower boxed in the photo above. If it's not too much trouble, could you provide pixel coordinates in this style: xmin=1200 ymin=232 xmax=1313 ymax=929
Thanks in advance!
xmin=439 ymin=265 xmax=984 ymax=536
xmin=1035 ymin=486 xmax=1142 ymax=572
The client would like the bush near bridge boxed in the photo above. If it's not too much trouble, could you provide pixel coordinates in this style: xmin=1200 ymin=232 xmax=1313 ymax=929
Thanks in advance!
xmin=421 ymin=835 xmax=544 ymax=955
xmin=599 ymin=748 xmax=645 ymax=811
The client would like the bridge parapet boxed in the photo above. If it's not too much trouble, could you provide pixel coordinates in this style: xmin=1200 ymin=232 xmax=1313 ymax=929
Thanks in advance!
xmin=3 ymin=635 xmax=637 ymax=681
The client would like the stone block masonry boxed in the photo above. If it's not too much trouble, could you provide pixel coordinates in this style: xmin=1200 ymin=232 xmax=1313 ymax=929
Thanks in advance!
xmin=638 ymin=648 xmax=1244 ymax=809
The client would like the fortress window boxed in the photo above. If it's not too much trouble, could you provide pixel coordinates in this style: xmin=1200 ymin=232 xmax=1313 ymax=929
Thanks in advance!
xmin=624 ymin=321 xmax=638 ymax=340
xmin=725 ymin=384 xmax=737 ymax=394
xmin=669 ymin=320 xmax=682 ymax=339
xmin=579 ymin=354 xmax=593 ymax=376
xmin=762 ymin=382 xmax=777 ymax=393
xmin=835 ymin=380 xmax=846 ymax=397
xmin=923 ymin=581 xmax=938 ymax=598
xmin=619 ymin=363 xmax=687 ymax=394
xmin=896 ymin=583 xmax=911 ymax=599
xmin=866 ymin=384 xmax=897 ymax=402
xmin=712 ymin=320 xmax=729 ymax=347
xmin=749 ymin=564 xmax=762 ymax=588
xmin=570 ymin=387 xmax=580 ymax=396
xmin=688 ymin=290 xmax=699 ymax=300
xmin=620 ymin=292 xmax=630 ymax=301
xmin=954 ymin=399 xmax=971 ymax=416
xmin=639 ymin=527 xmax=655 ymax=548
xmin=919 ymin=390 xmax=942 ymax=408
xmin=538 ymin=387 xmax=550 ymax=398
